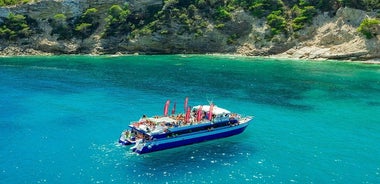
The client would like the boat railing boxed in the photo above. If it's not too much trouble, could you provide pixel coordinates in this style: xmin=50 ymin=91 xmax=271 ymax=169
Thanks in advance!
xmin=129 ymin=112 xmax=252 ymax=136
xmin=213 ymin=116 xmax=230 ymax=123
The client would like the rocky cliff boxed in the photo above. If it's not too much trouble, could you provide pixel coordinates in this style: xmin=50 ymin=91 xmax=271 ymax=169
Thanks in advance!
xmin=276 ymin=8 xmax=380 ymax=61
xmin=0 ymin=0 xmax=379 ymax=61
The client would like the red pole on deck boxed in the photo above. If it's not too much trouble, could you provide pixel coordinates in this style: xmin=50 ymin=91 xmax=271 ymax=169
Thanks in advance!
xmin=172 ymin=102 xmax=176 ymax=115
xmin=196 ymin=106 xmax=203 ymax=121
xmin=184 ymin=97 xmax=188 ymax=113
xmin=185 ymin=107 xmax=191 ymax=123
xmin=208 ymin=103 xmax=214 ymax=120
xmin=164 ymin=100 xmax=170 ymax=116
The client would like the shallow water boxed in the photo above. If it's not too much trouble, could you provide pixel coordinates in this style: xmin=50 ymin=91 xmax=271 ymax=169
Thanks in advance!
xmin=1 ymin=55 xmax=379 ymax=183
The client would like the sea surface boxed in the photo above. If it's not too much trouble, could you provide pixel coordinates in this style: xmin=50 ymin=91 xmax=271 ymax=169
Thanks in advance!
xmin=0 ymin=55 xmax=379 ymax=183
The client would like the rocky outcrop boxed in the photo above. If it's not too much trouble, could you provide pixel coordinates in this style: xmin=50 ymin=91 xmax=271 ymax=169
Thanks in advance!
xmin=0 ymin=1 xmax=379 ymax=62
xmin=1 ymin=0 xmax=85 ymax=20
xmin=274 ymin=8 xmax=380 ymax=61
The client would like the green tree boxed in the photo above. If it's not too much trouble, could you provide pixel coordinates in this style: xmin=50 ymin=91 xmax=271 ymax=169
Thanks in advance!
xmin=81 ymin=8 xmax=99 ymax=24
xmin=0 ymin=0 xmax=31 ymax=6
xmin=249 ymin=0 xmax=284 ymax=17
xmin=103 ymin=4 xmax=132 ymax=37
xmin=75 ymin=23 xmax=93 ymax=36
xmin=339 ymin=0 xmax=364 ymax=9
xmin=267 ymin=10 xmax=287 ymax=35
xmin=49 ymin=13 xmax=72 ymax=40
xmin=362 ymin=0 xmax=380 ymax=11
xmin=291 ymin=5 xmax=317 ymax=31
xmin=0 ymin=13 xmax=31 ymax=40
xmin=249 ymin=0 xmax=267 ymax=17
xmin=73 ymin=8 xmax=100 ymax=39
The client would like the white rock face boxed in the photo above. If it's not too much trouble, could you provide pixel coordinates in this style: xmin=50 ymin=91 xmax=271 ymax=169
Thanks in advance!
xmin=277 ymin=7 xmax=380 ymax=60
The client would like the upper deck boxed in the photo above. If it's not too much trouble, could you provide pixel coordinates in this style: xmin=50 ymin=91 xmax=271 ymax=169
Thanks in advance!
xmin=129 ymin=105 xmax=249 ymax=137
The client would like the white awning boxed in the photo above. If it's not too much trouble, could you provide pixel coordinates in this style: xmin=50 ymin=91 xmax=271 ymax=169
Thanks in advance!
xmin=192 ymin=105 xmax=230 ymax=115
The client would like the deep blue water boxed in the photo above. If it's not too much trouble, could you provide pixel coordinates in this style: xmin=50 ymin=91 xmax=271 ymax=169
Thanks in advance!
xmin=1 ymin=55 xmax=379 ymax=183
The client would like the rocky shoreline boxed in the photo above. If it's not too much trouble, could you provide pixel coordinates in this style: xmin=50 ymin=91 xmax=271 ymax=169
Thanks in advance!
xmin=0 ymin=1 xmax=379 ymax=62
xmin=1 ymin=46 xmax=380 ymax=64
xmin=1 ymin=44 xmax=379 ymax=64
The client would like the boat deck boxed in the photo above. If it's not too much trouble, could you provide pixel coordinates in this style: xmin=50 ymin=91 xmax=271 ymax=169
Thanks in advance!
xmin=129 ymin=113 xmax=243 ymax=135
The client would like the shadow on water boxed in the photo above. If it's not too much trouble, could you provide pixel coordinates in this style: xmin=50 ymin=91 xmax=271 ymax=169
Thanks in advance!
xmin=87 ymin=137 xmax=258 ymax=182
xmin=55 ymin=115 xmax=87 ymax=127
xmin=128 ymin=137 xmax=257 ymax=172
xmin=367 ymin=101 xmax=380 ymax=106
xmin=87 ymin=134 xmax=258 ymax=183
xmin=242 ymin=93 xmax=313 ymax=111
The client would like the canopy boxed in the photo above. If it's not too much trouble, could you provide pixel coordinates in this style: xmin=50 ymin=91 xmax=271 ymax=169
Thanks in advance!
xmin=192 ymin=105 xmax=230 ymax=115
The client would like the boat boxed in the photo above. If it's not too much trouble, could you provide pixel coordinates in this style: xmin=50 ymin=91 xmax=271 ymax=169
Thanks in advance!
xmin=118 ymin=99 xmax=253 ymax=154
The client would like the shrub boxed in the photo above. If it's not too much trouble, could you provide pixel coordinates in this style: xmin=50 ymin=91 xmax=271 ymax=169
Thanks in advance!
xmin=160 ymin=30 xmax=169 ymax=34
xmin=357 ymin=18 xmax=380 ymax=39
xmin=75 ymin=23 xmax=92 ymax=32
xmin=53 ymin=14 xmax=66 ymax=21
xmin=188 ymin=4 xmax=197 ymax=17
xmin=227 ymin=34 xmax=239 ymax=44
xmin=195 ymin=0 xmax=207 ymax=8
xmin=195 ymin=28 xmax=203 ymax=37
xmin=249 ymin=2 xmax=266 ymax=17
xmin=215 ymin=23 xmax=225 ymax=29
xmin=179 ymin=13 xmax=189 ymax=23
xmin=214 ymin=6 xmax=232 ymax=21
xmin=0 ymin=0 xmax=31 ymax=6
xmin=109 ymin=5 xmax=123 ymax=17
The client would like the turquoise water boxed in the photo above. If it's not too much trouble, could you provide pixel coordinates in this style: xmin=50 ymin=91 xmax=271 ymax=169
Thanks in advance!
xmin=1 ymin=55 xmax=379 ymax=183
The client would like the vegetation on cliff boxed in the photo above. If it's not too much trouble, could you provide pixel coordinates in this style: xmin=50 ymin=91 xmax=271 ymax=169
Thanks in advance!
xmin=103 ymin=4 xmax=132 ymax=37
xmin=0 ymin=13 xmax=39 ymax=40
xmin=358 ymin=18 xmax=380 ymax=39
xmin=1 ymin=0 xmax=378 ymax=41
xmin=0 ymin=0 xmax=379 ymax=57
xmin=48 ymin=8 xmax=100 ymax=40
xmin=0 ymin=0 xmax=30 ymax=6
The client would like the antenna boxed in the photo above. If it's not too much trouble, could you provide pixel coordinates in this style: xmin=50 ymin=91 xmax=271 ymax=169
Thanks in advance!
xmin=206 ymin=96 xmax=214 ymax=105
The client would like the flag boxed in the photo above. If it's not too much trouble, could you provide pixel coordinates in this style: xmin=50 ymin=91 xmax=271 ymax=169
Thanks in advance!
xmin=185 ymin=107 xmax=191 ymax=123
xmin=184 ymin=97 xmax=188 ymax=113
xmin=163 ymin=100 xmax=170 ymax=116
xmin=171 ymin=102 xmax=176 ymax=115
xmin=208 ymin=103 xmax=214 ymax=120
xmin=196 ymin=106 xmax=203 ymax=121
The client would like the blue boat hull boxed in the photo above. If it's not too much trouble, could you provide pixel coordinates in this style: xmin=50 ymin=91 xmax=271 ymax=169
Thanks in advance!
xmin=134 ymin=122 xmax=249 ymax=154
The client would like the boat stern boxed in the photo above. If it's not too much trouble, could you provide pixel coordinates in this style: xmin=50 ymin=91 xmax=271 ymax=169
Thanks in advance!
xmin=118 ymin=130 xmax=135 ymax=145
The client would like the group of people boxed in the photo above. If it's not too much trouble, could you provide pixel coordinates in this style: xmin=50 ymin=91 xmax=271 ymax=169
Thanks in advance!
xmin=133 ymin=110 xmax=215 ymax=133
